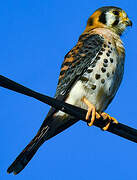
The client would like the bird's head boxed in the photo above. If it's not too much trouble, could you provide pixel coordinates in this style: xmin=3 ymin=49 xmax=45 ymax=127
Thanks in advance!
xmin=85 ymin=6 xmax=132 ymax=36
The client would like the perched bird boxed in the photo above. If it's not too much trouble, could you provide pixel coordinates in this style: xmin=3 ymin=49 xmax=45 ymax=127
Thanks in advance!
xmin=7 ymin=6 xmax=132 ymax=175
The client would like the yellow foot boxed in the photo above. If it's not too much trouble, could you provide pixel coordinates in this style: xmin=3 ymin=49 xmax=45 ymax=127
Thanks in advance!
xmin=82 ymin=97 xmax=101 ymax=126
xmin=101 ymin=112 xmax=118 ymax=131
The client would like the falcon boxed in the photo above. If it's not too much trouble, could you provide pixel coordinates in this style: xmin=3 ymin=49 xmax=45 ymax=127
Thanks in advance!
xmin=7 ymin=6 xmax=132 ymax=175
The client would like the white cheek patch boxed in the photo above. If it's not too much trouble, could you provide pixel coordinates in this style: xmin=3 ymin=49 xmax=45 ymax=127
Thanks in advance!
xmin=106 ymin=12 xmax=116 ymax=26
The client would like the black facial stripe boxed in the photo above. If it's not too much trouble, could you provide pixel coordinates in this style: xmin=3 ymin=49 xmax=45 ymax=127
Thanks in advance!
xmin=87 ymin=17 xmax=93 ymax=26
xmin=99 ymin=12 xmax=106 ymax=24
xmin=113 ymin=19 xmax=119 ymax=26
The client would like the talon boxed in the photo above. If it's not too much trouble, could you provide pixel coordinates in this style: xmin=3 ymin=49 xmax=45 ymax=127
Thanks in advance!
xmin=82 ymin=97 xmax=100 ymax=126
xmin=102 ymin=122 xmax=110 ymax=131
xmin=96 ymin=112 xmax=101 ymax=119
xmin=101 ymin=112 xmax=118 ymax=131
xmin=87 ymin=105 xmax=96 ymax=126
xmin=88 ymin=112 xmax=101 ymax=126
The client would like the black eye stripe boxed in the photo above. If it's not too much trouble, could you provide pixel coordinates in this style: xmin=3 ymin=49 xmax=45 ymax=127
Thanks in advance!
xmin=113 ymin=19 xmax=119 ymax=26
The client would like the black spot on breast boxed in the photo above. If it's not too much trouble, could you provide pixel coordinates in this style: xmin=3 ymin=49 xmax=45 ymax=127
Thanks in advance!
xmin=98 ymin=51 xmax=103 ymax=56
xmin=104 ymin=44 xmax=107 ymax=48
xmin=87 ymin=69 xmax=93 ymax=73
xmin=103 ymin=63 xmax=108 ymax=67
xmin=95 ymin=74 xmax=100 ymax=80
xmin=107 ymin=72 xmax=110 ymax=77
xmin=101 ymin=79 xmax=105 ymax=84
xmin=101 ymin=67 xmax=106 ymax=73
xmin=91 ymin=84 xmax=96 ymax=90
xmin=106 ymin=53 xmax=110 ymax=57
xmin=101 ymin=48 xmax=105 ymax=51
xmin=96 ymin=56 xmax=100 ymax=60
xmin=81 ymin=76 xmax=89 ymax=82
xmin=104 ymin=59 xmax=108 ymax=63
xmin=108 ymin=42 xmax=111 ymax=45
xmin=110 ymin=58 xmax=114 ymax=63
xmin=108 ymin=50 xmax=112 ymax=54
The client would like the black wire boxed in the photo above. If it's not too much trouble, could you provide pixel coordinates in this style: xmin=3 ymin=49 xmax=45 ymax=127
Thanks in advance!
xmin=0 ymin=75 xmax=137 ymax=143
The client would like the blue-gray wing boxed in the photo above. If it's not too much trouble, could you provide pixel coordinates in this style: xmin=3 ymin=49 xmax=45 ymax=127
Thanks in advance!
xmin=6 ymin=33 xmax=105 ymax=175
xmin=55 ymin=34 xmax=104 ymax=99
xmin=40 ymin=33 xmax=104 ymax=130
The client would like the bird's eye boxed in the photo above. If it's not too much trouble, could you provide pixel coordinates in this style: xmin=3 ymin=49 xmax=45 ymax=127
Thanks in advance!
xmin=113 ymin=11 xmax=119 ymax=15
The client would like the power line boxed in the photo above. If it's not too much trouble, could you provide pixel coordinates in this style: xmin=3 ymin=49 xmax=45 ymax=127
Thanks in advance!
xmin=0 ymin=75 xmax=137 ymax=143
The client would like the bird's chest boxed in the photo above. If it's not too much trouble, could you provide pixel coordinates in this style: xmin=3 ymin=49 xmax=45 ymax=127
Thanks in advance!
xmin=80 ymin=42 xmax=124 ymax=111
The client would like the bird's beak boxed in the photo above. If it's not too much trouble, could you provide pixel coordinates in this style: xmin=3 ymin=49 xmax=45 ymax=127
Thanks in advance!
xmin=120 ymin=11 xmax=132 ymax=27
xmin=123 ymin=18 xmax=132 ymax=27
xmin=126 ymin=19 xmax=132 ymax=27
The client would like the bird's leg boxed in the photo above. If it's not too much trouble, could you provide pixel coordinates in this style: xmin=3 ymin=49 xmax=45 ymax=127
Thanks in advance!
xmin=82 ymin=96 xmax=101 ymax=126
xmin=81 ymin=97 xmax=118 ymax=129
xmin=101 ymin=112 xmax=118 ymax=131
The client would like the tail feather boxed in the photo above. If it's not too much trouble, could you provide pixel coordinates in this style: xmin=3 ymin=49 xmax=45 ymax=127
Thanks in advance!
xmin=7 ymin=125 xmax=49 ymax=175
xmin=7 ymin=114 xmax=79 ymax=175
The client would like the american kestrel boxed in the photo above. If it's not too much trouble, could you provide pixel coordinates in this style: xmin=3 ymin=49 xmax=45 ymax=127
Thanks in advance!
xmin=7 ymin=6 xmax=132 ymax=175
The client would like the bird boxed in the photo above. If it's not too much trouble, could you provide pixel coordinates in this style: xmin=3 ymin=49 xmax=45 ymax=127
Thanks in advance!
xmin=7 ymin=6 xmax=132 ymax=175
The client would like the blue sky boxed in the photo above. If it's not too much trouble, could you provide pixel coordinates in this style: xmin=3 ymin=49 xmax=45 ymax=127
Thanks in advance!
xmin=1 ymin=0 xmax=137 ymax=179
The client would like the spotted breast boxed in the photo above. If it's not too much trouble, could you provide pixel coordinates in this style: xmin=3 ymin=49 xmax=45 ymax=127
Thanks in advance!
xmin=65 ymin=28 xmax=125 ymax=113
